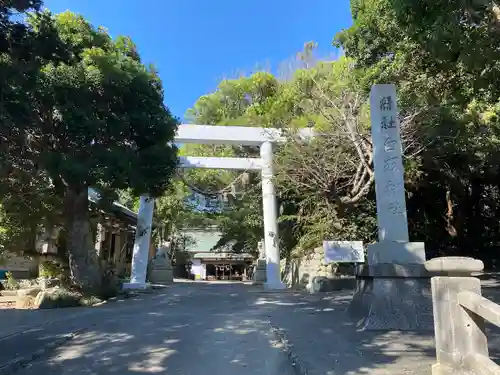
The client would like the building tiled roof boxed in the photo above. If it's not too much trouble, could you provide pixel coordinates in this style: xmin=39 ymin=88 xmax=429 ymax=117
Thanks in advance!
xmin=88 ymin=188 xmax=158 ymax=228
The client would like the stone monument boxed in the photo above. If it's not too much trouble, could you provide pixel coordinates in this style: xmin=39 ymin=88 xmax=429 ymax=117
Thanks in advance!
xmin=348 ymin=84 xmax=433 ymax=330
xmin=253 ymin=240 xmax=267 ymax=284
xmin=148 ymin=244 xmax=173 ymax=285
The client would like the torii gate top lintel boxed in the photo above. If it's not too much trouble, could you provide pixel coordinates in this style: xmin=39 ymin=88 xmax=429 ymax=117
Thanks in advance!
xmin=175 ymin=124 xmax=314 ymax=146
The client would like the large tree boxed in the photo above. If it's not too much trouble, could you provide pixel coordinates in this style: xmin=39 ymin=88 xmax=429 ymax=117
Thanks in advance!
xmin=1 ymin=9 xmax=179 ymax=290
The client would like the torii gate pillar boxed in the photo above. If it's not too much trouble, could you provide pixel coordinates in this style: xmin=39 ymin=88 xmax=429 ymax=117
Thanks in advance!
xmin=260 ymin=141 xmax=285 ymax=289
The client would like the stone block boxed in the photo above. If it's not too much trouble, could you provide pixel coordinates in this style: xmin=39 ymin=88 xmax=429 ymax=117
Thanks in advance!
xmin=37 ymin=277 xmax=59 ymax=289
xmin=424 ymin=259 xmax=490 ymax=373
xmin=348 ymin=241 xmax=433 ymax=331
xmin=425 ymin=256 xmax=484 ymax=276
xmin=357 ymin=263 xmax=430 ymax=278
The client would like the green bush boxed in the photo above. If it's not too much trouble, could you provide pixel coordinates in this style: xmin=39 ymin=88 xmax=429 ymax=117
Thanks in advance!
xmin=37 ymin=266 xmax=125 ymax=309
xmin=5 ymin=272 xmax=19 ymax=290
xmin=38 ymin=288 xmax=104 ymax=309
xmin=39 ymin=260 xmax=64 ymax=279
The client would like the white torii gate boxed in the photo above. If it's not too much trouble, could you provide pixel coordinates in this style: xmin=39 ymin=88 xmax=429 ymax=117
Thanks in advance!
xmin=122 ymin=124 xmax=314 ymax=290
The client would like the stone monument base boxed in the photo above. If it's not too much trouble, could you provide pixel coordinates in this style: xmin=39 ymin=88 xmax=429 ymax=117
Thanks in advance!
xmin=348 ymin=242 xmax=434 ymax=331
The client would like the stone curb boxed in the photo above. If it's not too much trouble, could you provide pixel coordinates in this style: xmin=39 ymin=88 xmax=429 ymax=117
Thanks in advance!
xmin=0 ymin=328 xmax=86 ymax=375
xmin=268 ymin=319 xmax=308 ymax=375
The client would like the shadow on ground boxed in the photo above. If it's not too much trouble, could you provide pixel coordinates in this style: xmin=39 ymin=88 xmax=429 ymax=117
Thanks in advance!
xmin=6 ymin=280 xmax=500 ymax=375
xmin=251 ymin=289 xmax=435 ymax=375
xmin=15 ymin=283 xmax=295 ymax=375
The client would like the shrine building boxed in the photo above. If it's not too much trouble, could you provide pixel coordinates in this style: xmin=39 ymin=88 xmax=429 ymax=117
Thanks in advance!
xmin=182 ymin=227 xmax=254 ymax=281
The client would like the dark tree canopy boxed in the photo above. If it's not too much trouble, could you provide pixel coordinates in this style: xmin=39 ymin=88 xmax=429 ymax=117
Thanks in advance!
xmin=0 ymin=6 xmax=179 ymax=289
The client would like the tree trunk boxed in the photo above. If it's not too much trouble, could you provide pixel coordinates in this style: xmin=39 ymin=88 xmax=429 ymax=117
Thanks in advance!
xmin=64 ymin=187 xmax=102 ymax=292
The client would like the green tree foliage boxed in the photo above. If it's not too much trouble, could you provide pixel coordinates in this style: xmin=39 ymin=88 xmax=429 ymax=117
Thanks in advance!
xmin=0 ymin=8 xmax=179 ymax=289
xmin=0 ymin=1 xmax=64 ymax=260
xmin=335 ymin=0 xmax=500 ymax=265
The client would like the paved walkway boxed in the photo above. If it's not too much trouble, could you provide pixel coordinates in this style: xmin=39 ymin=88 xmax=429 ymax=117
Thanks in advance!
xmin=1 ymin=281 xmax=499 ymax=375
xmin=252 ymin=290 xmax=436 ymax=375
xmin=1 ymin=283 xmax=294 ymax=375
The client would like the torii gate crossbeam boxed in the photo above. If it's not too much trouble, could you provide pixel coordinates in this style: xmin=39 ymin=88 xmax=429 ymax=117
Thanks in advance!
xmin=122 ymin=125 xmax=314 ymax=290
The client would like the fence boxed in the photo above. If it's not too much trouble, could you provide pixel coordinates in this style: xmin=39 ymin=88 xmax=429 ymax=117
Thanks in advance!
xmin=425 ymin=256 xmax=500 ymax=375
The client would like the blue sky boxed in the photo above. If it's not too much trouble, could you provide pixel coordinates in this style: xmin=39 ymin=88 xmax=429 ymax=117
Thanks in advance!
xmin=43 ymin=0 xmax=353 ymax=121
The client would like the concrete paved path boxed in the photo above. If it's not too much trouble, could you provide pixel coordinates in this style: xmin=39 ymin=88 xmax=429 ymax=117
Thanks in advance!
xmin=3 ymin=280 xmax=500 ymax=375
xmin=2 ymin=283 xmax=296 ymax=375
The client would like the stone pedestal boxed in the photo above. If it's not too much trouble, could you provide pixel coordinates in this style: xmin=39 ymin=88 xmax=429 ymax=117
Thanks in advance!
xmin=253 ymin=259 xmax=267 ymax=285
xmin=148 ymin=256 xmax=173 ymax=285
xmin=348 ymin=241 xmax=433 ymax=331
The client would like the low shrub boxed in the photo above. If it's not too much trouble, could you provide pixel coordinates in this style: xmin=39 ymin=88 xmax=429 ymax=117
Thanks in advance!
xmin=38 ymin=288 xmax=105 ymax=309
xmin=39 ymin=260 xmax=65 ymax=279
xmin=36 ymin=267 xmax=127 ymax=309
xmin=4 ymin=272 xmax=19 ymax=290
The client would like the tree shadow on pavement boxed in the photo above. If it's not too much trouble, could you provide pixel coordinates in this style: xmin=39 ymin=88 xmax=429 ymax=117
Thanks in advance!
xmin=15 ymin=284 xmax=297 ymax=375
xmin=251 ymin=285 xmax=500 ymax=375
xmin=8 ymin=281 xmax=500 ymax=375
xmin=251 ymin=290 xmax=435 ymax=375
